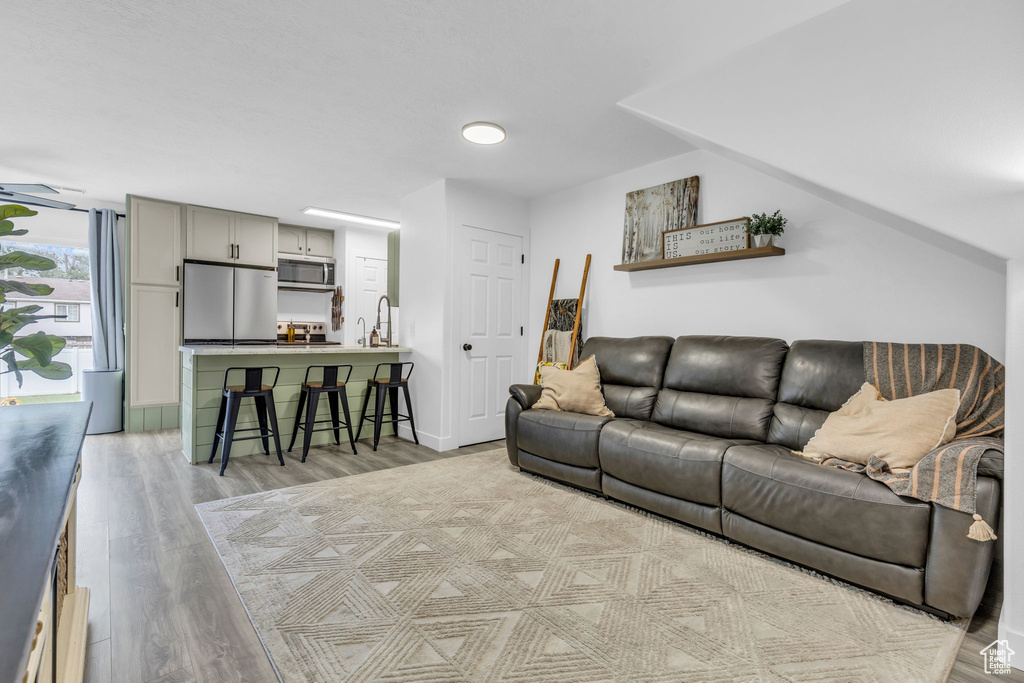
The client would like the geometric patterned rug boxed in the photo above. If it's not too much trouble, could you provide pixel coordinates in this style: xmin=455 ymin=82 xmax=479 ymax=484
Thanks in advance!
xmin=196 ymin=450 xmax=967 ymax=682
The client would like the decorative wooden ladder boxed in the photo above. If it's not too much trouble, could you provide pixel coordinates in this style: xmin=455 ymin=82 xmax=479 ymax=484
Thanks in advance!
xmin=534 ymin=254 xmax=592 ymax=384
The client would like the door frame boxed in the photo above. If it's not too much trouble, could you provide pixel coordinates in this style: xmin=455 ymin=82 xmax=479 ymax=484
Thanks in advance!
xmin=449 ymin=221 xmax=529 ymax=447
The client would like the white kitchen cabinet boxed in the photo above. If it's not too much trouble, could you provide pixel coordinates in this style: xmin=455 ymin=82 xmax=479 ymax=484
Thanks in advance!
xmin=185 ymin=206 xmax=235 ymax=263
xmin=129 ymin=284 xmax=181 ymax=407
xmin=278 ymin=225 xmax=306 ymax=255
xmin=305 ymin=228 xmax=334 ymax=257
xmin=186 ymin=205 xmax=278 ymax=267
xmin=130 ymin=197 xmax=182 ymax=287
xmin=234 ymin=214 xmax=278 ymax=267
xmin=277 ymin=225 xmax=334 ymax=258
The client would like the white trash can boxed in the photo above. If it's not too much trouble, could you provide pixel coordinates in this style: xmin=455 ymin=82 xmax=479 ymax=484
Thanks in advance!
xmin=82 ymin=368 xmax=124 ymax=434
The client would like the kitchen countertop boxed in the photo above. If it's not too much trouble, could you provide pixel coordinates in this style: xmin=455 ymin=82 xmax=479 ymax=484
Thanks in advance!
xmin=179 ymin=344 xmax=411 ymax=356
xmin=0 ymin=403 xmax=91 ymax=683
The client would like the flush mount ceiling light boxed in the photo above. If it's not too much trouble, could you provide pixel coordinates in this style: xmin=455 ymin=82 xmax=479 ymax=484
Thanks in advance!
xmin=302 ymin=207 xmax=400 ymax=229
xmin=461 ymin=121 xmax=506 ymax=145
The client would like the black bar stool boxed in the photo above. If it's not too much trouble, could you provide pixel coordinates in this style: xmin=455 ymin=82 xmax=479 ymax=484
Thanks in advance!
xmin=209 ymin=366 xmax=283 ymax=476
xmin=288 ymin=364 xmax=358 ymax=462
xmin=355 ymin=362 xmax=419 ymax=451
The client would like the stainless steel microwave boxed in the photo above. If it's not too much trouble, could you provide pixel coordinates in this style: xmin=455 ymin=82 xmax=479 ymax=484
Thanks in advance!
xmin=277 ymin=254 xmax=336 ymax=291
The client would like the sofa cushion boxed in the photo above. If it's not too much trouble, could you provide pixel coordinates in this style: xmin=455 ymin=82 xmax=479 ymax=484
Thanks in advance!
xmin=768 ymin=340 xmax=864 ymax=450
xmin=600 ymin=420 xmax=756 ymax=507
xmin=722 ymin=444 xmax=932 ymax=568
xmin=534 ymin=355 xmax=614 ymax=417
xmin=579 ymin=336 xmax=674 ymax=420
xmin=652 ymin=336 xmax=788 ymax=441
xmin=517 ymin=409 xmax=612 ymax=469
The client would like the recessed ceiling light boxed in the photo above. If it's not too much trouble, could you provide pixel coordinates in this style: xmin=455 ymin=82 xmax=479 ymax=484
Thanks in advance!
xmin=302 ymin=207 xmax=400 ymax=229
xmin=461 ymin=122 xmax=506 ymax=145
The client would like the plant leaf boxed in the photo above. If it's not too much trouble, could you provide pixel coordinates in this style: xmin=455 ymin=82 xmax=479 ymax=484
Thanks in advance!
xmin=10 ymin=331 xmax=65 ymax=366
xmin=0 ymin=279 xmax=54 ymax=297
xmin=2 ymin=304 xmax=43 ymax=315
xmin=0 ymin=220 xmax=29 ymax=237
xmin=0 ymin=205 xmax=38 ymax=220
xmin=17 ymin=358 xmax=73 ymax=380
xmin=1 ymin=350 xmax=24 ymax=387
xmin=0 ymin=251 xmax=57 ymax=271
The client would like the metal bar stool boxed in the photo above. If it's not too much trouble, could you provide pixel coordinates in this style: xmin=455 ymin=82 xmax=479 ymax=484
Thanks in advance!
xmin=355 ymin=362 xmax=419 ymax=451
xmin=288 ymin=364 xmax=358 ymax=462
xmin=209 ymin=366 xmax=283 ymax=476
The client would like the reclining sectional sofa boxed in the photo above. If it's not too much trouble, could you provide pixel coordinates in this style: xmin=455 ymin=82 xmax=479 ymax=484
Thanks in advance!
xmin=505 ymin=335 xmax=1003 ymax=618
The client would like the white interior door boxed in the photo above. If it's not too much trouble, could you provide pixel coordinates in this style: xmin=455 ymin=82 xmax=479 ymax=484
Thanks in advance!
xmin=457 ymin=225 xmax=523 ymax=446
xmin=353 ymin=256 xmax=387 ymax=345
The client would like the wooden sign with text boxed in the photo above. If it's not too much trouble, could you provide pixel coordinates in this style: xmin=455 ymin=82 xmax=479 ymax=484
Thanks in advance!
xmin=663 ymin=218 xmax=750 ymax=259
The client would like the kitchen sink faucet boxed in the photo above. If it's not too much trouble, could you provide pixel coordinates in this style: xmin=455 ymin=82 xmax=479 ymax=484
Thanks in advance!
xmin=357 ymin=317 xmax=367 ymax=346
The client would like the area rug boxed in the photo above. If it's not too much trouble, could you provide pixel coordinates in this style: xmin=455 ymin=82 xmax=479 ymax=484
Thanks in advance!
xmin=196 ymin=449 xmax=967 ymax=682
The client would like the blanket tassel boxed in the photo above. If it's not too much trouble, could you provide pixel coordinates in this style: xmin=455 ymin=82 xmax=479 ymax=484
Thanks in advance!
xmin=968 ymin=514 xmax=998 ymax=542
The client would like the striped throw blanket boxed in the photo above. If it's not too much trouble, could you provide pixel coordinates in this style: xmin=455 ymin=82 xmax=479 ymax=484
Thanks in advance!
xmin=821 ymin=342 xmax=1004 ymax=541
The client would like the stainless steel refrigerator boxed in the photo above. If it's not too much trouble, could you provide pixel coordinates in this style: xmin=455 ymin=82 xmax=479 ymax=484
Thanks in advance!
xmin=183 ymin=262 xmax=278 ymax=344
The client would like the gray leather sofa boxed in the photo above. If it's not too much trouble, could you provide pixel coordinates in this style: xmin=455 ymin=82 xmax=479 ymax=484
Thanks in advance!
xmin=505 ymin=335 xmax=1003 ymax=618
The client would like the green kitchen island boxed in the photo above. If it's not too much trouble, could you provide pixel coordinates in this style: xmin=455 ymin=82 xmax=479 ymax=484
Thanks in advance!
xmin=179 ymin=344 xmax=411 ymax=464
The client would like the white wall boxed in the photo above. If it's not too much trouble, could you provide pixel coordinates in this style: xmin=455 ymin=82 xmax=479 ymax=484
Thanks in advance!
xmin=399 ymin=180 xmax=530 ymax=450
xmin=528 ymin=149 xmax=1007 ymax=360
xmin=619 ymin=0 xmax=1024 ymax=260
xmin=399 ymin=180 xmax=450 ymax=450
xmin=1002 ymin=258 xmax=1024 ymax=668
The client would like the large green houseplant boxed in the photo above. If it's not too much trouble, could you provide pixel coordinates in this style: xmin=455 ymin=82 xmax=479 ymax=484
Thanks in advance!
xmin=0 ymin=204 xmax=72 ymax=386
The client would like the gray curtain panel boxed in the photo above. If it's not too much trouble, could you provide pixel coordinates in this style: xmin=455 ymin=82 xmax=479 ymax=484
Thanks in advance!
xmin=88 ymin=208 xmax=124 ymax=370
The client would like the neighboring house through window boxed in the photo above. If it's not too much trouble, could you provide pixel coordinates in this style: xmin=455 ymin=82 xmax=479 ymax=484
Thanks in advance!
xmin=55 ymin=303 xmax=81 ymax=322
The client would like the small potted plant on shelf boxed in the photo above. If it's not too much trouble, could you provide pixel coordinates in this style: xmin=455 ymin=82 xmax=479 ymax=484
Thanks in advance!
xmin=746 ymin=210 xmax=787 ymax=248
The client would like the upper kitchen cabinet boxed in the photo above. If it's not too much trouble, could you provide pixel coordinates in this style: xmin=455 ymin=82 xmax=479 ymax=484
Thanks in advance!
xmin=278 ymin=225 xmax=334 ymax=258
xmin=306 ymin=228 xmax=334 ymax=257
xmin=234 ymin=213 xmax=278 ymax=267
xmin=129 ymin=196 xmax=182 ymax=287
xmin=186 ymin=205 xmax=278 ymax=268
xmin=278 ymin=225 xmax=306 ymax=255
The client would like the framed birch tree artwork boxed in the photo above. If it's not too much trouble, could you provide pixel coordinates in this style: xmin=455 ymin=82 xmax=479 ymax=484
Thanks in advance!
xmin=621 ymin=176 xmax=699 ymax=264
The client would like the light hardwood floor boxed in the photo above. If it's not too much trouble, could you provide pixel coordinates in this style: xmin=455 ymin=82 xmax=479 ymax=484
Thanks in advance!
xmin=78 ymin=430 xmax=1018 ymax=682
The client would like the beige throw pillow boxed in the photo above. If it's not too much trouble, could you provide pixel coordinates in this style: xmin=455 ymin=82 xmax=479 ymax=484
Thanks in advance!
xmin=533 ymin=355 xmax=614 ymax=417
xmin=799 ymin=383 xmax=959 ymax=468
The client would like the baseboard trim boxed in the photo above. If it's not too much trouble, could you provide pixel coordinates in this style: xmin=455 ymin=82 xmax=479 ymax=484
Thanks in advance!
xmin=396 ymin=424 xmax=458 ymax=452
xmin=998 ymin=611 xmax=1024 ymax=671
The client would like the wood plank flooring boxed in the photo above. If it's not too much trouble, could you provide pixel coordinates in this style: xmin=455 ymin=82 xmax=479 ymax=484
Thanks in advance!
xmin=78 ymin=430 xmax=1018 ymax=682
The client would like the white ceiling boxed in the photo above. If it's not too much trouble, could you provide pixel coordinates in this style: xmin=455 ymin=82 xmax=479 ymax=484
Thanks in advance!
xmin=621 ymin=0 xmax=1024 ymax=261
xmin=1 ymin=0 xmax=843 ymax=229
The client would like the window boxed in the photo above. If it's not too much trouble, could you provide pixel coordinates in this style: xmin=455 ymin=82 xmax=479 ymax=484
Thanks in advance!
xmin=55 ymin=303 xmax=80 ymax=322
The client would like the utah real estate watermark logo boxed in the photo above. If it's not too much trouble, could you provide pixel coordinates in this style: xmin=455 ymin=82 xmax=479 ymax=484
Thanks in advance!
xmin=980 ymin=640 xmax=1015 ymax=675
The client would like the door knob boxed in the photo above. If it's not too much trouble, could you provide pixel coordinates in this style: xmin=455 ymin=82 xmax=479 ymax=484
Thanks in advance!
xmin=462 ymin=343 xmax=473 ymax=351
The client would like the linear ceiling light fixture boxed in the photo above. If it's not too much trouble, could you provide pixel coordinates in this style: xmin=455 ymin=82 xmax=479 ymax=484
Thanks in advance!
xmin=301 ymin=207 xmax=400 ymax=229
xmin=461 ymin=121 xmax=506 ymax=145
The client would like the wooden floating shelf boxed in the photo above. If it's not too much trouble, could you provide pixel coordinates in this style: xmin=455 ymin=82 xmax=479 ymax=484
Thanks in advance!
xmin=614 ymin=245 xmax=785 ymax=272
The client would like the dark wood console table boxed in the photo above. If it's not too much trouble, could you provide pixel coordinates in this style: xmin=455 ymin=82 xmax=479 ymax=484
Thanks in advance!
xmin=0 ymin=403 xmax=92 ymax=683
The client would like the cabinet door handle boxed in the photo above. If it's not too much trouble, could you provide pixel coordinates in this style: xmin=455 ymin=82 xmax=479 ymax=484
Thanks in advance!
xmin=229 ymin=243 xmax=234 ymax=259
xmin=176 ymin=265 xmax=180 ymax=282
xmin=175 ymin=292 xmax=179 ymax=308
xmin=236 ymin=244 xmax=240 ymax=260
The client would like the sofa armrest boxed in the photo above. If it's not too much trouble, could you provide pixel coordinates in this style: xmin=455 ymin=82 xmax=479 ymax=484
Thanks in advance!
xmin=924 ymin=476 xmax=1000 ymax=617
xmin=978 ymin=448 xmax=1003 ymax=481
xmin=509 ymin=383 xmax=542 ymax=409
xmin=505 ymin=397 xmax=525 ymax=467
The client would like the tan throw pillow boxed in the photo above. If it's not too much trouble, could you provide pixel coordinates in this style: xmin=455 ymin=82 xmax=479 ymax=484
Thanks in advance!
xmin=799 ymin=382 xmax=960 ymax=469
xmin=533 ymin=355 xmax=614 ymax=417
